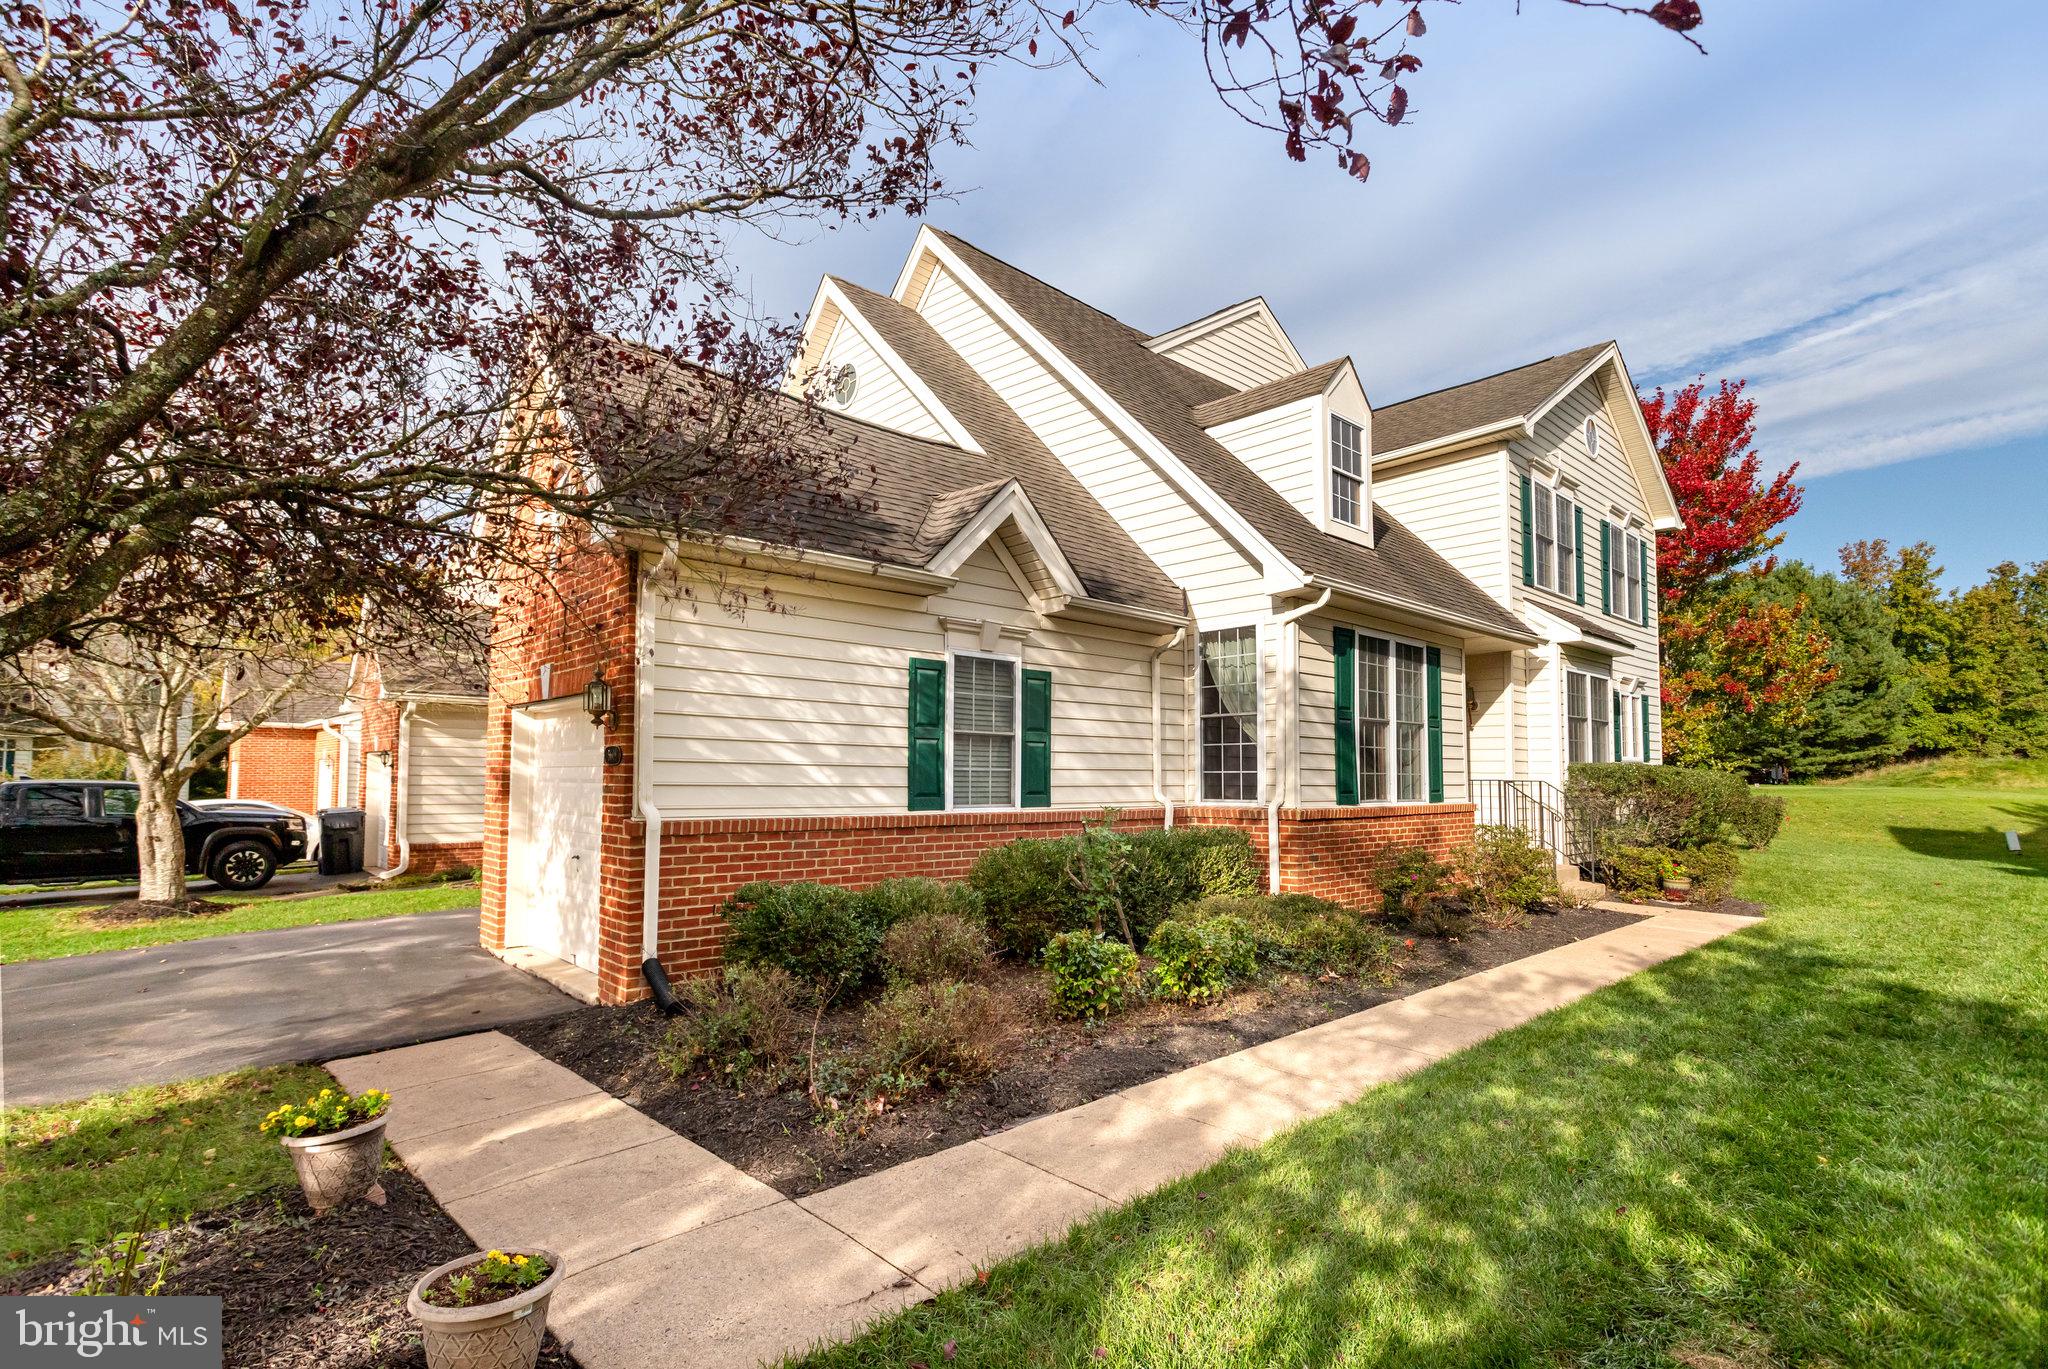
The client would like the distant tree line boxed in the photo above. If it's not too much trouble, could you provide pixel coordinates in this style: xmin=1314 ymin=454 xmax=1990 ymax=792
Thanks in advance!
xmin=1642 ymin=381 xmax=2046 ymax=779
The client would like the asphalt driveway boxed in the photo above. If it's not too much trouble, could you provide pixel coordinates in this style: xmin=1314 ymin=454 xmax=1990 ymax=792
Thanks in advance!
xmin=1 ymin=910 xmax=579 ymax=1104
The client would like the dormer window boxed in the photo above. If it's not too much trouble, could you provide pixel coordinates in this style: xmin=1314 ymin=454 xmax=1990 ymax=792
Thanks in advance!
xmin=1330 ymin=415 xmax=1365 ymax=526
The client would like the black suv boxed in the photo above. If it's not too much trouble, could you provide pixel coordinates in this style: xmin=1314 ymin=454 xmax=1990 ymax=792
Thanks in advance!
xmin=0 ymin=781 xmax=307 ymax=890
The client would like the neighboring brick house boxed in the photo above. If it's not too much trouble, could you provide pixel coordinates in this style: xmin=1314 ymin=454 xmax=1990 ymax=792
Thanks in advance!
xmin=226 ymin=633 xmax=489 ymax=877
xmin=486 ymin=228 xmax=1679 ymax=1004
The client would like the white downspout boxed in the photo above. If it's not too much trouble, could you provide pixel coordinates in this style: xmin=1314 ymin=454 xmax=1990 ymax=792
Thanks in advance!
xmin=374 ymin=702 xmax=418 ymax=880
xmin=1149 ymin=627 xmax=1187 ymax=829
xmin=318 ymin=719 xmax=349 ymax=806
xmin=637 ymin=571 xmax=665 ymax=964
xmin=1266 ymin=588 xmax=1333 ymax=893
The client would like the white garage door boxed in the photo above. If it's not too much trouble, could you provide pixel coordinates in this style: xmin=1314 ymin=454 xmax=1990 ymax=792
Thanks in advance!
xmin=507 ymin=700 xmax=603 ymax=971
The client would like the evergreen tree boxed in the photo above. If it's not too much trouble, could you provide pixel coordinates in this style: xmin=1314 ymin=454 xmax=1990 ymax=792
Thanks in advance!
xmin=1747 ymin=563 xmax=1917 ymax=777
xmin=1944 ymin=562 xmax=2048 ymax=756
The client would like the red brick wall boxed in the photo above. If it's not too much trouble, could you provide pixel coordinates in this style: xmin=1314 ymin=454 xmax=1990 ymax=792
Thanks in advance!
xmin=227 ymin=727 xmax=320 ymax=813
xmin=481 ymin=535 xmax=643 ymax=1002
xmin=633 ymin=802 xmax=1476 ymax=998
xmin=408 ymin=841 xmax=484 ymax=878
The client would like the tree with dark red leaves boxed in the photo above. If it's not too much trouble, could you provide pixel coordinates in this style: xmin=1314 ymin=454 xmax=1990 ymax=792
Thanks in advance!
xmin=1639 ymin=378 xmax=1804 ymax=605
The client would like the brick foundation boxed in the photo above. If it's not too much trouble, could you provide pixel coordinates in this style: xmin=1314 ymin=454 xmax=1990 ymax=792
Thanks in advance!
xmin=227 ymin=726 xmax=320 ymax=813
xmin=406 ymin=841 xmax=484 ymax=878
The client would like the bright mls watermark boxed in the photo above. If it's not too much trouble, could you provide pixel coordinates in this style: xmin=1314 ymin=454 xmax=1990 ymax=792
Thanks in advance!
xmin=2 ymin=1298 xmax=220 ymax=1367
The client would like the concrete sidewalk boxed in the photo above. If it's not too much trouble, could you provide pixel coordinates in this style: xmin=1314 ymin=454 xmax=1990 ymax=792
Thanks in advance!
xmin=329 ymin=907 xmax=1758 ymax=1369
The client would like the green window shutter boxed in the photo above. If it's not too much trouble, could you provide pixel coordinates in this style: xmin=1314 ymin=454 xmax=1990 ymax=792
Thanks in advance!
xmin=1020 ymin=668 xmax=1052 ymax=808
xmin=1425 ymin=645 xmax=1444 ymax=803
xmin=1333 ymin=627 xmax=1358 ymax=805
xmin=1613 ymin=690 xmax=1623 ymax=761
xmin=907 ymin=658 xmax=946 ymax=811
xmin=1638 ymin=538 xmax=1651 ymax=625
xmin=1642 ymin=692 xmax=1654 ymax=763
xmin=1574 ymin=506 xmax=1587 ymax=605
xmin=1519 ymin=475 xmax=1534 ymax=587
xmin=1600 ymin=521 xmax=1612 ymax=613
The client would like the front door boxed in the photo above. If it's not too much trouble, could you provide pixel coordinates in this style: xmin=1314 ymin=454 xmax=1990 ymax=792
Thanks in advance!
xmin=506 ymin=700 xmax=603 ymax=971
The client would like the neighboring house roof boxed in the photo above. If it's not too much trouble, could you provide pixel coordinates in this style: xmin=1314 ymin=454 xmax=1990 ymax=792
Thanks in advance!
xmin=927 ymin=231 xmax=1532 ymax=641
xmin=1369 ymin=343 xmax=1613 ymax=457
xmin=555 ymin=326 xmax=1185 ymax=619
xmin=224 ymin=658 xmax=353 ymax=727
xmin=1190 ymin=359 xmax=1351 ymax=428
xmin=373 ymin=615 xmax=491 ymax=700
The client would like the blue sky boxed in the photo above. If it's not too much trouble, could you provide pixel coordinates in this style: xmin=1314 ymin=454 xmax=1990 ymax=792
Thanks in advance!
xmin=717 ymin=0 xmax=2047 ymax=591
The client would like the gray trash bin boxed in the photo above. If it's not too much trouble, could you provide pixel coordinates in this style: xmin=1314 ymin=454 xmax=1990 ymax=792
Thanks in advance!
xmin=317 ymin=808 xmax=365 ymax=875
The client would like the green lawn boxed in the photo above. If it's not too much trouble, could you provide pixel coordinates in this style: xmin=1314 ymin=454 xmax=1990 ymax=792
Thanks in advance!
xmin=1827 ymin=754 xmax=2048 ymax=789
xmin=790 ymin=777 xmax=2048 ymax=1367
xmin=0 ymin=1066 xmax=335 ymax=1273
xmin=0 ymin=881 xmax=480 ymax=963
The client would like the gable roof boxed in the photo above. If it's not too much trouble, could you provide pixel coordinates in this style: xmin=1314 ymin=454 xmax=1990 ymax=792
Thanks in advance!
xmin=553 ymin=330 xmax=1183 ymax=619
xmin=226 ymin=658 xmax=353 ymax=727
xmin=926 ymin=231 xmax=1532 ymax=641
xmin=373 ymin=616 xmax=490 ymax=700
xmin=1190 ymin=359 xmax=1350 ymax=429
xmin=1370 ymin=343 xmax=1613 ymax=458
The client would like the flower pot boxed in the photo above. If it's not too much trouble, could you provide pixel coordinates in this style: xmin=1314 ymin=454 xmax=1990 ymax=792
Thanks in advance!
xmin=1660 ymin=876 xmax=1694 ymax=901
xmin=280 ymin=1114 xmax=387 ymax=1213
xmin=409 ymin=1249 xmax=565 ymax=1369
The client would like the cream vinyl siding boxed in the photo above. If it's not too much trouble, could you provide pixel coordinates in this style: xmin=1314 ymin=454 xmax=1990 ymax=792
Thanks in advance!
xmin=1373 ymin=447 xmax=1513 ymax=606
xmin=1150 ymin=315 xmax=1301 ymax=390
xmin=1509 ymin=376 xmax=1662 ymax=764
xmin=1294 ymin=611 xmax=1466 ymax=808
xmin=916 ymin=265 xmax=1270 ymax=623
xmin=641 ymin=542 xmax=1182 ymax=816
xmin=816 ymin=317 xmax=951 ymax=442
xmin=1207 ymin=397 xmax=1319 ymax=526
xmin=406 ymin=706 xmax=487 ymax=844
xmin=1466 ymin=650 xmax=1512 ymax=785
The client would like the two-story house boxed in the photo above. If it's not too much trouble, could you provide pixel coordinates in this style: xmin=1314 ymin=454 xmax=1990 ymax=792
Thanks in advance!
xmin=482 ymin=228 xmax=1678 ymax=1003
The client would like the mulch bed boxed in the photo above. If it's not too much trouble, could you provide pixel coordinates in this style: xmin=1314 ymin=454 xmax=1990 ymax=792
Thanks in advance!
xmin=508 ymin=903 xmax=1644 ymax=1198
xmin=0 ymin=1169 xmax=577 ymax=1369
xmin=81 ymin=897 xmax=230 ymax=924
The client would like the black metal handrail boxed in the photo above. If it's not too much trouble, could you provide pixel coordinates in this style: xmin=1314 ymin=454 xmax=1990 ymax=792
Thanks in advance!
xmin=1473 ymin=778 xmax=1600 ymax=871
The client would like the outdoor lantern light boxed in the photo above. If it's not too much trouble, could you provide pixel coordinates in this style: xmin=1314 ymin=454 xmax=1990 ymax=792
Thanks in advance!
xmin=583 ymin=674 xmax=615 ymax=728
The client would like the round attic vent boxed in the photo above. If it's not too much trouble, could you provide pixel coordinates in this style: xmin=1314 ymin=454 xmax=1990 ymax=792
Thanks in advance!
xmin=830 ymin=365 xmax=859 ymax=407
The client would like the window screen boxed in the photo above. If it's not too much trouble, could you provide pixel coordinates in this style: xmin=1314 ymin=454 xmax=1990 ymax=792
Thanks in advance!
xmin=1330 ymin=416 xmax=1365 ymax=526
xmin=1360 ymin=635 xmax=1391 ymax=802
xmin=1199 ymin=627 xmax=1260 ymax=801
xmin=1395 ymin=641 xmax=1426 ymax=802
xmin=951 ymin=655 xmax=1016 ymax=807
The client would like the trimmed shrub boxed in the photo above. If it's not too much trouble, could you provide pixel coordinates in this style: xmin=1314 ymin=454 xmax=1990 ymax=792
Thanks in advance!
xmin=1174 ymin=892 xmax=1390 ymax=975
xmin=1372 ymin=847 xmax=1457 ymax=925
xmin=880 ymin=910 xmax=993 ymax=985
xmin=659 ymin=965 xmax=806 ymax=1090
xmin=1604 ymin=844 xmax=1678 ymax=899
xmin=856 ymin=877 xmax=983 ymax=931
xmin=968 ymin=837 xmax=1075 ymax=958
xmin=1681 ymin=842 xmax=1741 ymax=902
xmin=1453 ymin=825 xmax=1559 ymax=928
xmin=861 ymin=981 xmax=1009 ymax=1088
xmin=1146 ymin=915 xmax=1258 ymax=1004
xmin=1291 ymin=913 xmax=1397 ymax=979
xmin=1567 ymin=762 xmax=1785 ymax=851
xmin=720 ymin=882 xmax=879 ymax=990
xmin=1042 ymin=930 xmax=1140 ymax=1020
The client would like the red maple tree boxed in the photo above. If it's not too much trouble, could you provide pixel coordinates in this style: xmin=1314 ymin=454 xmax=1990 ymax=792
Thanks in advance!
xmin=1639 ymin=378 xmax=1804 ymax=605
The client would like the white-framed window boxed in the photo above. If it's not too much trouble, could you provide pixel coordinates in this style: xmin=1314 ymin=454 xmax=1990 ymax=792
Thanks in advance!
xmin=1585 ymin=416 xmax=1600 ymax=461
xmin=1554 ymin=488 xmax=1577 ymax=596
xmin=1355 ymin=633 xmax=1429 ymax=803
xmin=1608 ymin=530 xmax=1628 ymax=618
xmin=1566 ymin=667 xmax=1612 ymax=765
xmin=1198 ymin=626 xmax=1261 ymax=802
xmin=1532 ymin=486 xmax=1556 ymax=591
xmin=1330 ymin=415 xmax=1365 ymax=527
xmin=949 ymin=651 xmax=1018 ymax=808
xmin=1626 ymin=531 xmax=1645 ymax=621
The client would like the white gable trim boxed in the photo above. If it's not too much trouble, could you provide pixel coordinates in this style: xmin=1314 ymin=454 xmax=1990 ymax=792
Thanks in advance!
xmin=798 ymin=277 xmax=984 ymax=455
xmin=1525 ymin=345 xmax=1681 ymax=531
xmin=898 ymin=227 xmax=1306 ymax=594
xmin=1144 ymin=297 xmax=1307 ymax=375
xmin=924 ymin=479 xmax=1087 ymax=601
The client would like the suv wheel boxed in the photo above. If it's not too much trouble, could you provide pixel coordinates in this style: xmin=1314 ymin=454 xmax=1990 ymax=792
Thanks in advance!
xmin=210 ymin=840 xmax=277 ymax=891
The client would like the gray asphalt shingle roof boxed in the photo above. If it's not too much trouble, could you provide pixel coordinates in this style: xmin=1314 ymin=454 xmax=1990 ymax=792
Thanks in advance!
xmin=1189 ymin=359 xmax=1351 ymax=428
xmin=1371 ymin=342 xmax=1612 ymax=456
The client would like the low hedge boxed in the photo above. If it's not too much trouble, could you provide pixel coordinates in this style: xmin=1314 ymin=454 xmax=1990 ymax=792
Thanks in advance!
xmin=969 ymin=823 xmax=1259 ymax=957
xmin=1567 ymin=762 xmax=1784 ymax=851
xmin=721 ymin=876 xmax=980 ymax=989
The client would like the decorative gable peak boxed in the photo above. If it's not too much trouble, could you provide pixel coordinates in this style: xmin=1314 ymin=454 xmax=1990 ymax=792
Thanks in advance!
xmin=1144 ymin=297 xmax=1306 ymax=391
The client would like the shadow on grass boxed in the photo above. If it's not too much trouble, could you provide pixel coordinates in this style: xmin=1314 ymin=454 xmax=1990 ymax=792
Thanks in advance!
xmin=1887 ymin=799 xmax=2048 ymax=879
xmin=793 ymin=932 xmax=2048 ymax=1368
